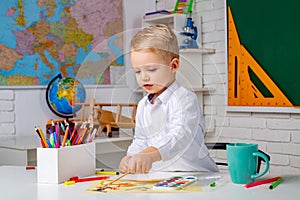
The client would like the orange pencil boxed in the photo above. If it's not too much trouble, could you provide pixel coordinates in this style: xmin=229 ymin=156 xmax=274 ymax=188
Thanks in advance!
xmin=73 ymin=123 xmax=85 ymax=145
xmin=76 ymin=124 xmax=88 ymax=144
xmin=61 ymin=124 xmax=69 ymax=147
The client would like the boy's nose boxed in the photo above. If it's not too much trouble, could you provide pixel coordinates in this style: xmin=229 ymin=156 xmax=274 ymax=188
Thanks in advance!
xmin=142 ymin=74 xmax=150 ymax=81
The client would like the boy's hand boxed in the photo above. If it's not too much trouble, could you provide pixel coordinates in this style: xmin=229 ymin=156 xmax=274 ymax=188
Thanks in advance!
xmin=127 ymin=153 xmax=153 ymax=174
xmin=127 ymin=146 xmax=162 ymax=174
xmin=118 ymin=156 xmax=131 ymax=174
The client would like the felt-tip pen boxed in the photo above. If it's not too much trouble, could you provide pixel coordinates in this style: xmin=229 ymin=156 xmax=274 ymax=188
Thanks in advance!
xmin=46 ymin=138 xmax=53 ymax=148
xmin=64 ymin=176 xmax=110 ymax=185
xmin=269 ymin=177 xmax=283 ymax=190
xmin=53 ymin=132 xmax=59 ymax=148
xmin=96 ymin=170 xmax=119 ymax=175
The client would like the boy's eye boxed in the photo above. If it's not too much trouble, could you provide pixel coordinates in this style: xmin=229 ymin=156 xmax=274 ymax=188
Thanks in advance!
xmin=135 ymin=71 xmax=140 ymax=74
xmin=148 ymin=68 xmax=157 ymax=72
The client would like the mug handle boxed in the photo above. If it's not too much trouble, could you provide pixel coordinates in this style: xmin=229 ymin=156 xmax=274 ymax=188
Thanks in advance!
xmin=251 ymin=151 xmax=270 ymax=179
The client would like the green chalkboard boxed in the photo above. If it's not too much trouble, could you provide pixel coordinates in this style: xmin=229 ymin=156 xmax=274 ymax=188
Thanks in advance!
xmin=227 ymin=0 xmax=300 ymax=106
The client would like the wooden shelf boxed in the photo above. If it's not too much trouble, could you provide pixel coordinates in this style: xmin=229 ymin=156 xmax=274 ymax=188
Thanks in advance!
xmin=180 ymin=48 xmax=216 ymax=54
xmin=143 ymin=13 xmax=186 ymax=23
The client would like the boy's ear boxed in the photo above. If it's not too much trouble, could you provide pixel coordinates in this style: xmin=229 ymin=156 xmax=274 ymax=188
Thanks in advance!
xmin=170 ymin=58 xmax=179 ymax=71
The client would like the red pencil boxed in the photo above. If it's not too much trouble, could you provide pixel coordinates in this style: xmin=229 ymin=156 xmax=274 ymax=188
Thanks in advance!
xmin=69 ymin=176 xmax=109 ymax=183
xmin=245 ymin=176 xmax=281 ymax=188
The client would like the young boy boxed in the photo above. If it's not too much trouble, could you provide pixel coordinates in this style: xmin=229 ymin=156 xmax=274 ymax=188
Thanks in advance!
xmin=119 ymin=24 xmax=218 ymax=174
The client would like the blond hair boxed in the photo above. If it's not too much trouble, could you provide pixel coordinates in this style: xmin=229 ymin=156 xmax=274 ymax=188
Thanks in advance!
xmin=130 ymin=24 xmax=179 ymax=63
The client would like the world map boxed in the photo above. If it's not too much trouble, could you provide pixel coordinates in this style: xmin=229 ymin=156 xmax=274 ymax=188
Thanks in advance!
xmin=0 ymin=0 xmax=124 ymax=86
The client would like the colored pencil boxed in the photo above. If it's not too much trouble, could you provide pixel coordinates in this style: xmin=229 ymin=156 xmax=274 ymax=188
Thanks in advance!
xmin=245 ymin=176 xmax=281 ymax=188
xmin=97 ymin=172 xmax=129 ymax=191
xmin=35 ymin=126 xmax=49 ymax=148
xmin=61 ymin=124 xmax=69 ymax=147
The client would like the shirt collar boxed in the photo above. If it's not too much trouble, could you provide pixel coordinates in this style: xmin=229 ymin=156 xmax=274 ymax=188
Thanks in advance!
xmin=146 ymin=81 xmax=180 ymax=105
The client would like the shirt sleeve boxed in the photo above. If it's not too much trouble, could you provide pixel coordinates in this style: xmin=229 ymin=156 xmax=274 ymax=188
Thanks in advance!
xmin=127 ymin=136 xmax=148 ymax=156
xmin=152 ymin=92 xmax=203 ymax=161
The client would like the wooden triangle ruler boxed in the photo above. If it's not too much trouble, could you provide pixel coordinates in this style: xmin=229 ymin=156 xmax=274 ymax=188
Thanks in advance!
xmin=227 ymin=7 xmax=293 ymax=107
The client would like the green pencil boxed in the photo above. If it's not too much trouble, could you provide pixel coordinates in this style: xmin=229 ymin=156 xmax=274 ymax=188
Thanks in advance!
xmin=269 ymin=177 xmax=283 ymax=189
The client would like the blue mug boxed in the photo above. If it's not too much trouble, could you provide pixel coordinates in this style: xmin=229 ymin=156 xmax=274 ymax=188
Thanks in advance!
xmin=226 ymin=143 xmax=270 ymax=184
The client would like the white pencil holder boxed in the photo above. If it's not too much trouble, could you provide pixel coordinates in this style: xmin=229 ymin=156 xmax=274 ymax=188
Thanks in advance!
xmin=37 ymin=143 xmax=95 ymax=184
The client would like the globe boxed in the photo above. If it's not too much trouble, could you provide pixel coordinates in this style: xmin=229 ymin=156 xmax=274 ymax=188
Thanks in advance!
xmin=46 ymin=74 xmax=86 ymax=118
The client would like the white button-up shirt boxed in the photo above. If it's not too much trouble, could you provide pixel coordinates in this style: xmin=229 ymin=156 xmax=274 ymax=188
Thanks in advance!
xmin=127 ymin=81 xmax=219 ymax=172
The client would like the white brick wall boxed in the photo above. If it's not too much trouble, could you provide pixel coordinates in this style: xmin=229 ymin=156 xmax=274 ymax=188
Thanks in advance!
xmin=0 ymin=90 xmax=15 ymax=136
xmin=195 ymin=0 xmax=300 ymax=174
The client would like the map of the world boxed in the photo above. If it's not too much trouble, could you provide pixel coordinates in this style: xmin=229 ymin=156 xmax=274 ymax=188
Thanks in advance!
xmin=0 ymin=0 xmax=124 ymax=86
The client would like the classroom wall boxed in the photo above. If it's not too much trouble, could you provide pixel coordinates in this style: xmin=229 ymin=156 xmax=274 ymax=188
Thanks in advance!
xmin=0 ymin=0 xmax=155 ymax=138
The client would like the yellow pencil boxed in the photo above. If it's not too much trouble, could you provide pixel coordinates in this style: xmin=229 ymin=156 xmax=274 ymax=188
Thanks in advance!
xmin=97 ymin=172 xmax=129 ymax=191
xmin=36 ymin=126 xmax=49 ymax=148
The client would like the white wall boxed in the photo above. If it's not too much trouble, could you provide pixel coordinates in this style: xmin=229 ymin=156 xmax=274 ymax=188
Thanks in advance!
xmin=0 ymin=0 xmax=155 ymax=137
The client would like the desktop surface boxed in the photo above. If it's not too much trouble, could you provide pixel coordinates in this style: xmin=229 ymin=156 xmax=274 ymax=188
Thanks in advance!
xmin=0 ymin=131 xmax=133 ymax=166
xmin=1 ymin=166 xmax=300 ymax=200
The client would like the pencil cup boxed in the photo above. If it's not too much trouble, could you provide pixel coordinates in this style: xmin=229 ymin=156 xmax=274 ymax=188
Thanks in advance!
xmin=37 ymin=143 xmax=96 ymax=184
xmin=226 ymin=143 xmax=270 ymax=184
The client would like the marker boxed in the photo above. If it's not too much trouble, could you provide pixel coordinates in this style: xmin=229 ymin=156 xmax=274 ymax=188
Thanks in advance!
xmin=210 ymin=182 xmax=216 ymax=187
xmin=46 ymin=138 xmax=53 ymax=148
xmin=51 ymin=120 xmax=55 ymax=132
xmin=60 ymin=122 xmax=65 ymax=132
xmin=269 ymin=177 xmax=283 ymax=190
xmin=65 ymin=176 xmax=109 ymax=185
xmin=96 ymin=170 xmax=119 ymax=175
xmin=48 ymin=127 xmax=53 ymax=135
xmin=26 ymin=166 xmax=36 ymax=170
xmin=50 ymin=134 xmax=55 ymax=148
xmin=55 ymin=122 xmax=60 ymax=145
xmin=245 ymin=176 xmax=281 ymax=188
xmin=64 ymin=180 xmax=76 ymax=185
xmin=53 ymin=132 xmax=60 ymax=148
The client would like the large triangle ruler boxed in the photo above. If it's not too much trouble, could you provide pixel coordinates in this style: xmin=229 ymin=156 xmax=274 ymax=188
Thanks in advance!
xmin=227 ymin=7 xmax=293 ymax=107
